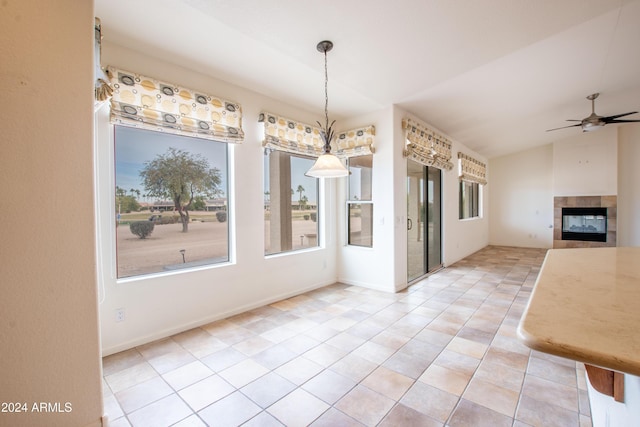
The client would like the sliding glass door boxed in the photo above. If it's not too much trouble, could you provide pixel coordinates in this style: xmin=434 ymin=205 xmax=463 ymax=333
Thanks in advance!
xmin=407 ymin=159 xmax=442 ymax=282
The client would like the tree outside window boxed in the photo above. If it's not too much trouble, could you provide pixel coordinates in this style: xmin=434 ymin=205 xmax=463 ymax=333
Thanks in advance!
xmin=114 ymin=126 xmax=229 ymax=278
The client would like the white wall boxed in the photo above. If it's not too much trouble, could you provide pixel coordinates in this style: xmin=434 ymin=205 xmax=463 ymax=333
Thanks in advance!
xmin=618 ymin=124 xmax=640 ymax=247
xmin=442 ymin=137 xmax=490 ymax=265
xmin=339 ymin=106 xmax=491 ymax=290
xmin=489 ymin=124 xmax=640 ymax=248
xmin=98 ymin=43 xmax=342 ymax=355
xmin=553 ymin=125 xmax=618 ymax=197
xmin=337 ymin=107 xmax=398 ymax=291
xmin=489 ymin=144 xmax=554 ymax=248
xmin=1 ymin=2 xmax=103 ymax=426
xmin=588 ymin=373 xmax=640 ymax=427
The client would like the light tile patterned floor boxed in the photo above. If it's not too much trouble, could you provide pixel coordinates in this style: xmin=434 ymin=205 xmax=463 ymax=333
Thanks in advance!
xmin=103 ymin=246 xmax=592 ymax=427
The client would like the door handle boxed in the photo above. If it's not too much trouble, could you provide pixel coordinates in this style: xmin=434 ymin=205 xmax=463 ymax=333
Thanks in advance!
xmin=407 ymin=218 xmax=413 ymax=230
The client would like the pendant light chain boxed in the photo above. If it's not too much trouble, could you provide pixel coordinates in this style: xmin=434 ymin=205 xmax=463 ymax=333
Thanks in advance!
xmin=324 ymin=48 xmax=329 ymax=133
xmin=318 ymin=42 xmax=336 ymax=154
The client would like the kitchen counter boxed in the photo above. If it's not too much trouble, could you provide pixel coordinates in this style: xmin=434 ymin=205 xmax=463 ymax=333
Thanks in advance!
xmin=517 ymin=247 xmax=640 ymax=376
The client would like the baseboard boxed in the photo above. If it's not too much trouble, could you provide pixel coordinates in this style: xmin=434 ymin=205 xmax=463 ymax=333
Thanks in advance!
xmin=100 ymin=279 xmax=335 ymax=356
xmin=337 ymin=277 xmax=396 ymax=293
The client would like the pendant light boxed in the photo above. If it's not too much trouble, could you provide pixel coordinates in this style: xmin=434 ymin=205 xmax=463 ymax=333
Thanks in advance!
xmin=305 ymin=40 xmax=349 ymax=178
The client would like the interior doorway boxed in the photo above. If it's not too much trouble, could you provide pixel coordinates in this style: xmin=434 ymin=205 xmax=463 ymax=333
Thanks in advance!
xmin=407 ymin=159 xmax=442 ymax=282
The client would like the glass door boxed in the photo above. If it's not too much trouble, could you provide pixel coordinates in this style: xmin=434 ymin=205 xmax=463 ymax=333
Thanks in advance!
xmin=427 ymin=166 xmax=442 ymax=272
xmin=407 ymin=160 xmax=442 ymax=282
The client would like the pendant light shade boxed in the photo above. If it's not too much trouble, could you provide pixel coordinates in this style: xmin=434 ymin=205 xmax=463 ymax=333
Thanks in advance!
xmin=306 ymin=152 xmax=350 ymax=177
xmin=305 ymin=40 xmax=349 ymax=178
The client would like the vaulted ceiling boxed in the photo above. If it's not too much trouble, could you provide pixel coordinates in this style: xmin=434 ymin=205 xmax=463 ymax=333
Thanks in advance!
xmin=95 ymin=0 xmax=640 ymax=158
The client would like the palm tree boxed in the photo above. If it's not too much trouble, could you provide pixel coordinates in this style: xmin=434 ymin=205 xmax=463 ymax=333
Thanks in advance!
xmin=296 ymin=185 xmax=305 ymax=210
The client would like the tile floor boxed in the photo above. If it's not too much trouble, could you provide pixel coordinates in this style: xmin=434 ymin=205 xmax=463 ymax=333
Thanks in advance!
xmin=102 ymin=246 xmax=592 ymax=427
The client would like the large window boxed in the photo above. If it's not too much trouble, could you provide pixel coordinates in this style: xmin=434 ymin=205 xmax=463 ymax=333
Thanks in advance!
xmin=114 ymin=126 xmax=229 ymax=278
xmin=264 ymin=150 xmax=318 ymax=255
xmin=347 ymin=155 xmax=373 ymax=247
xmin=459 ymin=181 xmax=480 ymax=219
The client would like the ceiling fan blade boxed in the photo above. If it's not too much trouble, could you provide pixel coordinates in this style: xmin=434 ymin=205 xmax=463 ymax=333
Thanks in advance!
xmin=606 ymin=119 xmax=640 ymax=123
xmin=565 ymin=119 xmax=582 ymax=122
xmin=546 ymin=123 xmax=582 ymax=132
xmin=603 ymin=111 xmax=638 ymax=122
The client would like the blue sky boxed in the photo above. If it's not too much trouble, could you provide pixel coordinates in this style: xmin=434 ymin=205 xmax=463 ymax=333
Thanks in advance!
xmin=115 ymin=126 xmax=228 ymax=201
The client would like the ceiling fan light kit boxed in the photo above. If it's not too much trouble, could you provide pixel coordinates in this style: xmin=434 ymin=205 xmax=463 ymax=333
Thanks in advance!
xmin=547 ymin=93 xmax=640 ymax=133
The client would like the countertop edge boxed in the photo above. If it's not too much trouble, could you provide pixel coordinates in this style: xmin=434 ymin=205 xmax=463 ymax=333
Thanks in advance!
xmin=518 ymin=307 xmax=640 ymax=377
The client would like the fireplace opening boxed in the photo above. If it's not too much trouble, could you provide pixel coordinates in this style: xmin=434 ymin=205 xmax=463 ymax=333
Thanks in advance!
xmin=561 ymin=207 xmax=607 ymax=242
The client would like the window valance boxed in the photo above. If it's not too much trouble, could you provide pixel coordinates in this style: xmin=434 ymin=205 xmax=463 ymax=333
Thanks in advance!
xmin=106 ymin=66 xmax=244 ymax=143
xmin=458 ymin=152 xmax=487 ymax=185
xmin=259 ymin=112 xmax=376 ymax=159
xmin=258 ymin=112 xmax=324 ymax=157
xmin=402 ymin=118 xmax=453 ymax=170
xmin=334 ymin=125 xmax=376 ymax=158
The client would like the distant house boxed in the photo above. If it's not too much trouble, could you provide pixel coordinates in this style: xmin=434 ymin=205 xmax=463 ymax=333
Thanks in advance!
xmin=150 ymin=201 xmax=175 ymax=212
xmin=204 ymin=199 xmax=227 ymax=211
xmin=263 ymin=202 xmax=318 ymax=211
xmin=150 ymin=199 xmax=228 ymax=212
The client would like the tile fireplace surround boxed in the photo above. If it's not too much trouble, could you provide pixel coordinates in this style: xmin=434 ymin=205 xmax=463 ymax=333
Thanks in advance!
xmin=553 ymin=195 xmax=617 ymax=249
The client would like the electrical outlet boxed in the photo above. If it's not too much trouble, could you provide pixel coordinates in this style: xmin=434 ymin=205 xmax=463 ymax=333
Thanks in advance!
xmin=115 ymin=308 xmax=125 ymax=322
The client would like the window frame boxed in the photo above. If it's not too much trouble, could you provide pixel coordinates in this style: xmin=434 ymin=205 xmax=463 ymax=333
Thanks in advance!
xmin=459 ymin=180 xmax=481 ymax=220
xmin=113 ymin=125 xmax=231 ymax=279
xmin=346 ymin=155 xmax=373 ymax=248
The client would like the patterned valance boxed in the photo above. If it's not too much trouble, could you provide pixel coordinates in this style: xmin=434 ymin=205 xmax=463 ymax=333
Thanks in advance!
xmin=258 ymin=112 xmax=324 ymax=157
xmin=259 ymin=112 xmax=375 ymax=159
xmin=458 ymin=152 xmax=487 ymax=185
xmin=402 ymin=118 xmax=453 ymax=170
xmin=106 ymin=66 xmax=244 ymax=143
xmin=334 ymin=125 xmax=376 ymax=158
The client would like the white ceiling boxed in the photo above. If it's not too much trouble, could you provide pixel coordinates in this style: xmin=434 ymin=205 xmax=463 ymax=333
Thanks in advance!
xmin=95 ymin=0 xmax=640 ymax=158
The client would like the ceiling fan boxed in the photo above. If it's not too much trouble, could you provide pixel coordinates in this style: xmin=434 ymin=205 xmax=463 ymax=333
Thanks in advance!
xmin=546 ymin=93 xmax=640 ymax=132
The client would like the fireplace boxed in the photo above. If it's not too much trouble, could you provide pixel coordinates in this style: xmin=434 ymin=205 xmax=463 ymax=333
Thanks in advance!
xmin=561 ymin=207 xmax=607 ymax=242
xmin=553 ymin=195 xmax=616 ymax=248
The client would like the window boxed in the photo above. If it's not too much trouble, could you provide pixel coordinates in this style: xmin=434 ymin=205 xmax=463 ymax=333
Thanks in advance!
xmin=264 ymin=150 xmax=318 ymax=255
xmin=457 ymin=152 xmax=485 ymax=220
xmin=347 ymin=155 xmax=373 ymax=247
xmin=114 ymin=126 xmax=229 ymax=278
xmin=459 ymin=180 xmax=480 ymax=219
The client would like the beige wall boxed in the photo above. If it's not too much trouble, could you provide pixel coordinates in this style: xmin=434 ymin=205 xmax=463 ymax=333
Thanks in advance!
xmin=0 ymin=1 xmax=103 ymax=426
